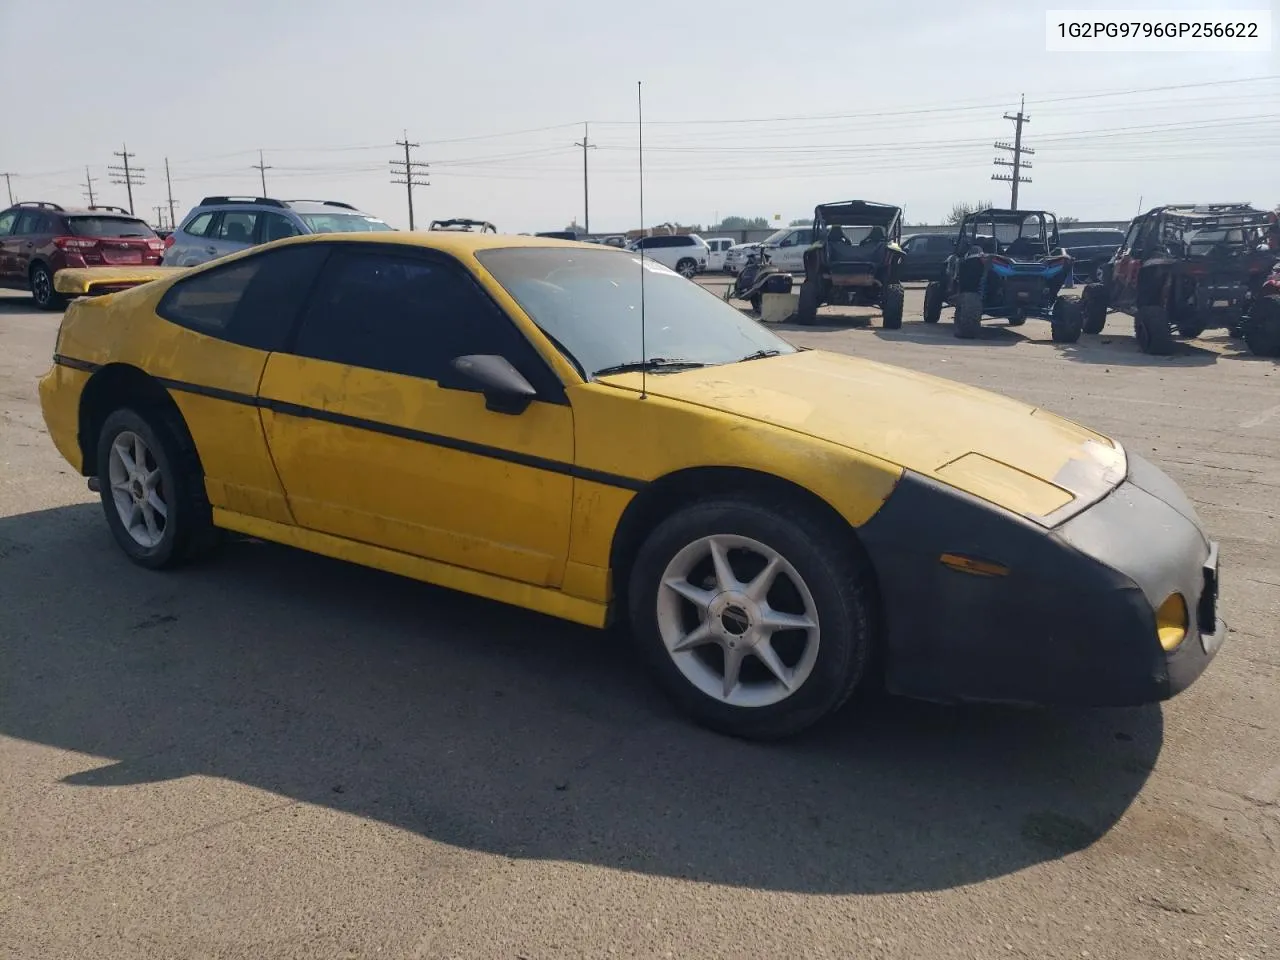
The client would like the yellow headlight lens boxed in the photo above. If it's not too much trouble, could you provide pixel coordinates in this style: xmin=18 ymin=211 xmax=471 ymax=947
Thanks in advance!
xmin=1156 ymin=593 xmax=1188 ymax=652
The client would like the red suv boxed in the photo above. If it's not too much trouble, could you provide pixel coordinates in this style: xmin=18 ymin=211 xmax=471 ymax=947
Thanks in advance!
xmin=0 ymin=201 xmax=164 ymax=309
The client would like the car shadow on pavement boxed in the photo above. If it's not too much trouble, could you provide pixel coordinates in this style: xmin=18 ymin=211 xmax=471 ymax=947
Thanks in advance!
xmin=0 ymin=503 xmax=1163 ymax=896
xmin=871 ymin=320 xmax=1026 ymax=346
xmin=1054 ymin=335 xmax=1220 ymax=367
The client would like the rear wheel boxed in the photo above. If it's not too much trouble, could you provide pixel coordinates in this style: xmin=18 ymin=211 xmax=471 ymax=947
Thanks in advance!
xmin=627 ymin=497 xmax=875 ymax=740
xmin=676 ymin=258 xmax=698 ymax=279
xmin=1244 ymin=296 xmax=1280 ymax=357
xmin=1051 ymin=297 xmax=1084 ymax=344
xmin=1135 ymin=305 xmax=1174 ymax=355
xmin=922 ymin=281 xmax=943 ymax=323
xmin=95 ymin=407 xmax=218 ymax=569
xmin=954 ymin=291 xmax=982 ymax=339
xmin=795 ymin=277 xmax=820 ymax=325
xmin=749 ymin=293 xmax=762 ymax=315
xmin=1082 ymin=283 xmax=1108 ymax=334
xmin=1007 ymin=309 xmax=1026 ymax=327
xmin=881 ymin=283 xmax=904 ymax=329
xmin=30 ymin=263 xmax=66 ymax=311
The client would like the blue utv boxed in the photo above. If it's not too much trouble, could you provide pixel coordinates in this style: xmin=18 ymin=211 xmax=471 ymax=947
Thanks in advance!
xmin=923 ymin=208 xmax=1083 ymax=342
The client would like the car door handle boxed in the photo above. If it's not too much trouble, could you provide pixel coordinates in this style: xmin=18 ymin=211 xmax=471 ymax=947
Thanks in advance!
xmin=205 ymin=246 xmax=217 ymax=254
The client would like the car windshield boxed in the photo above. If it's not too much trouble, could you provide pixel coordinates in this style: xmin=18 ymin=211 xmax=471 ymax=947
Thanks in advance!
xmin=297 ymin=213 xmax=393 ymax=234
xmin=476 ymin=247 xmax=796 ymax=378
xmin=1061 ymin=231 xmax=1124 ymax=247
xmin=67 ymin=217 xmax=155 ymax=238
xmin=762 ymin=229 xmax=790 ymax=244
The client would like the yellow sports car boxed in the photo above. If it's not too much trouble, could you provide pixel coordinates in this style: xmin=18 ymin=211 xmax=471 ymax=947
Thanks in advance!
xmin=38 ymin=232 xmax=1223 ymax=739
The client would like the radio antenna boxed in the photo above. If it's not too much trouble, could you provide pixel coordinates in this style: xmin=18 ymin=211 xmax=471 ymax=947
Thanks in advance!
xmin=637 ymin=79 xmax=648 ymax=400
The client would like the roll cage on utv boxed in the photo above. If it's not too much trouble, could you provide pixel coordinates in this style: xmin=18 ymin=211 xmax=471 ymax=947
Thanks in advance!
xmin=923 ymin=208 xmax=1080 ymax=341
xmin=795 ymin=200 xmax=906 ymax=328
xmin=1081 ymin=203 xmax=1280 ymax=357
xmin=428 ymin=218 xmax=498 ymax=233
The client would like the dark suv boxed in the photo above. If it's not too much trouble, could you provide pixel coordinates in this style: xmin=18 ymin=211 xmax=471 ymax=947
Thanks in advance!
xmin=0 ymin=201 xmax=163 ymax=309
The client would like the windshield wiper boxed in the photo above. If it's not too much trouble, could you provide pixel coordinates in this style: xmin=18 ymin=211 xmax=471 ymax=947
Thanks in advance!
xmin=592 ymin=358 xmax=707 ymax=377
xmin=739 ymin=349 xmax=782 ymax=362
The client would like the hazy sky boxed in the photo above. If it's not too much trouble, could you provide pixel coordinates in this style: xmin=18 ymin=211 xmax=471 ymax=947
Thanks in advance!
xmin=1 ymin=0 xmax=1276 ymax=232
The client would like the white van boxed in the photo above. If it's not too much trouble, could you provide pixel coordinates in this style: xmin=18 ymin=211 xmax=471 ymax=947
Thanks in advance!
xmin=703 ymin=237 xmax=736 ymax=271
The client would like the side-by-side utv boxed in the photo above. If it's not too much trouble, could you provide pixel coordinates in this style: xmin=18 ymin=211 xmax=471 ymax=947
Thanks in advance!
xmin=795 ymin=201 xmax=906 ymax=328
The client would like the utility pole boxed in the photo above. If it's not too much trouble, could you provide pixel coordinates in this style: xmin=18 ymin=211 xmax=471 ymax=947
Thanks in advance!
xmin=82 ymin=166 xmax=97 ymax=206
xmin=992 ymin=94 xmax=1033 ymax=210
xmin=153 ymin=205 xmax=166 ymax=228
xmin=390 ymin=132 xmax=429 ymax=230
xmin=164 ymin=157 xmax=178 ymax=228
xmin=108 ymin=144 xmax=144 ymax=215
xmin=573 ymin=122 xmax=597 ymax=235
xmin=1 ymin=172 xmax=16 ymax=205
xmin=252 ymin=149 xmax=272 ymax=196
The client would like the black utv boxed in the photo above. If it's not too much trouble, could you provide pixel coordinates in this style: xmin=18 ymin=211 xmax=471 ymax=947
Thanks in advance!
xmin=923 ymin=208 xmax=1081 ymax=341
xmin=1081 ymin=203 xmax=1279 ymax=356
xmin=795 ymin=200 xmax=906 ymax=328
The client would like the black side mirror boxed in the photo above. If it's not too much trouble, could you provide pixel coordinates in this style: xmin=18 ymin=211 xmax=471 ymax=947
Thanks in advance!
xmin=449 ymin=354 xmax=537 ymax=415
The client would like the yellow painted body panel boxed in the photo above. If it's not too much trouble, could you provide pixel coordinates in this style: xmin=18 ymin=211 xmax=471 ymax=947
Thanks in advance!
xmin=257 ymin=354 xmax=575 ymax=587
xmin=592 ymin=349 xmax=1117 ymax=518
xmin=53 ymin=266 xmax=187 ymax=295
xmin=212 ymin=508 xmax=608 ymax=627
xmin=37 ymin=364 xmax=90 ymax=472
xmin=52 ymin=282 xmax=292 ymax=523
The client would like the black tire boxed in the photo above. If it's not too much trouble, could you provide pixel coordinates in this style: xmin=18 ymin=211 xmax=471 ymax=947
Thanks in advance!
xmin=627 ymin=497 xmax=876 ymax=741
xmin=1244 ymin=296 xmax=1280 ymax=357
xmin=880 ymin=283 xmax=905 ymax=329
xmin=1007 ymin=309 xmax=1026 ymax=327
xmin=30 ymin=263 xmax=67 ymax=311
xmin=1135 ymin=305 xmax=1174 ymax=355
xmin=955 ymin=291 xmax=982 ymax=339
xmin=795 ymin=277 xmax=820 ymax=325
xmin=749 ymin=293 xmax=762 ymax=315
xmin=922 ymin=281 xmax=943 ymax=323
xmin=1051 ymin=297 xmax=1084 ymax=344
xmin=1082 ymin=283 xmax=1108 ymax=334
xmin=95 ymin=407 xmax=218 ymax=570
xmin=675 ymin=258 xmax=698 ymax=279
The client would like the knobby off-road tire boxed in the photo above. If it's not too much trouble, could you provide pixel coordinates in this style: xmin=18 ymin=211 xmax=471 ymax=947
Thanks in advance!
xmin=1051 ymin=297 xmax=1084 ymax=344
xmin=1135 ymin=305 xmax=1175 ymax=356
xmin=795 ymin=277 xmax=820 ymax=325
xmin=1244 ymin=296 xmax=1280 ymax=358
xmin=881 ymin=284 xmax=905 ymax=330
xmin=1082 ymin=283 xmax=1108 ymax=334
xmin=922 ymin=281 xmax=943 ymax=323
xmin=954 ymin=291 xmax=982 ymax=339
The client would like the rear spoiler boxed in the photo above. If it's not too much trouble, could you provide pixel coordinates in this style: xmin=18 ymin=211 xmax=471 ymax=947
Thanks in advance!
xmin=54 ymin=266 xmax=190 ymax=297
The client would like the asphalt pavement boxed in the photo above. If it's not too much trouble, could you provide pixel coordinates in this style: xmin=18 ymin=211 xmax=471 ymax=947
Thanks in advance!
xmin=1 ymin=284 xmax=1278 ymax=959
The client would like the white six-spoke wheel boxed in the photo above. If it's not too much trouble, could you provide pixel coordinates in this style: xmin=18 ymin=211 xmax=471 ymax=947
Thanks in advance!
xmin=657 ymin=533 xmax=820 ymax=708
xmin=107 ymin=429 xmax=168 ymax=548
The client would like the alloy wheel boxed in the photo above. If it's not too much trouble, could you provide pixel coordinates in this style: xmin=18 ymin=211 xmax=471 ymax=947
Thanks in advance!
xmin=107 ymin=430 xmax=169 ymax=548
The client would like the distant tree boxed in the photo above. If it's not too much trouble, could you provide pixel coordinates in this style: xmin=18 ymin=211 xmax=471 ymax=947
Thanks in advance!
xmin=789 ymin=217 xmax=813 ymax=226
xmin=718 ymin=215 xmax=770 ymax=230
xmin=946 ymin=200 xmax=996 ymax=225
xmin=1059 ymin=215 xmax=1079 ymax=225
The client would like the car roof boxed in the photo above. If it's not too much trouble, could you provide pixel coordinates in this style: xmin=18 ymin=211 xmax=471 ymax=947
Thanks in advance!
xmin=4 ymin=203 xmax=142 ymax=219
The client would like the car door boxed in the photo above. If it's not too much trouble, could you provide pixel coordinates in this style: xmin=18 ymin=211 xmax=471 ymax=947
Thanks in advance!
xmin=209 ymin=209 xmax=259 ymax=259
xmin=1111 ymin=217 xmax=1150 ymax=310
xmin=256 ymin=244 xmax=576 ymax=587
xmin=256 ymin=211 xmax=302 ymax=245
xmin=0 ymin=210 xmax=16 ymax=282
xmin=773 ymin=229 xmax=811 ymax=271
xmin=166 ymin=211 xmax=218 ymax=266
xmin=10 ymin=211 xmax=43 ymax=280
xmin=151 ymin=243 xmax=332 ymax=524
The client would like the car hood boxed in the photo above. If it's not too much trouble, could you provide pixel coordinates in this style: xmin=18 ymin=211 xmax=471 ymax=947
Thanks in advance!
xmin=600 ymin=349 xmax=1126 ymax=526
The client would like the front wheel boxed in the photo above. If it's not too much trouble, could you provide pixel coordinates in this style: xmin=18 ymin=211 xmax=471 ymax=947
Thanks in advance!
xmin=922 ymin=280 xmax=943 ymax=323
xmin=30 ymin=264 xmax=67 ymax=311
xmin=95 ymin=407 xmax=218 ymax=569
xmin=1244 ymin=296 xmax=1280 ymax=357
xmin=880 ymin=283 xmax=905 ymax=329
xmin=1135 ymin=305 xmax=1174 ymax=355
xmin=795 ymin=277 xmax=820 ymax=325
xmin=954 ymin=291 xmax=982 ymax=339
xmin=1082 ymin=283 xmax=1108 ymax=334
xmin=676 ymin=258 xmax=698 ymax=279
xmin=1051 ymin=297 xmax=1084 ymax=344
xmin=627 ymin=498 xmax=876 ymax=740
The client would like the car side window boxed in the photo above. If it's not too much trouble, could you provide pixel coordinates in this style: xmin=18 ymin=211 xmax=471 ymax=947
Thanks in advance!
xmin=13 ymin=212 xmax=42 ymax=235
xmin=259 ymin=213 xmax=300 ymax=243
xmin=290 ymin=248 xmax=558 ymax=397
xmin=0 ymin=211 xmax=15 ymax=235
xmin=184 ymin=212 xmax=215 ymax=238
xmin=215 ymin=211 xmax=258 ymax=244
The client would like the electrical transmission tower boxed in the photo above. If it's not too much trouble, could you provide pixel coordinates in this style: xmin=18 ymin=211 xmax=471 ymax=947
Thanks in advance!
xmin=573 ymin=122 xmax=597 ymax=235
xmin=108 ymin=144 xmax=144 ymax=215
xmin=82 ymin=167 xmax=97 ymax=206
xmin=390 ymin=132 xmax=429 ymax=230
xmin=992 ymin=95 xmax=1033 ymax=210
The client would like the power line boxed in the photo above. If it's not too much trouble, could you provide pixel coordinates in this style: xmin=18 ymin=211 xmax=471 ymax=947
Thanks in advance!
xmin=1 ymin=172 xmax=16 ymax=205
xmin=573 ymin=122 xmax=597 ymax=234
xmin=252 ymin=149 xmax=272 ymax=194
xmin=390 ymin=131 xmax=429 ymax=230
xmin=107 ymin=144 xmax=143 ymax=214
xmin=82 ymin=166 xmax=97 ymax=206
